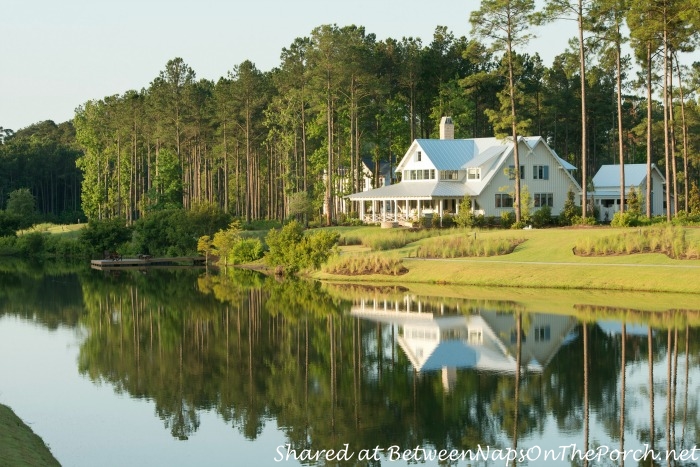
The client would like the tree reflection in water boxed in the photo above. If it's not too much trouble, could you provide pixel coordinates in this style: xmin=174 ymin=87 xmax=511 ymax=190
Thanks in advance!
xmin=3 ymin=265 xmax=699 ymax=464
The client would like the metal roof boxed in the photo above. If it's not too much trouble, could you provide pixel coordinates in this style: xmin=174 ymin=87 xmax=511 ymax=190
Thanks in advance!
xmin=414 ymin=139 xmax=477 ymax=170
xmin=592 ymin=164 xmax=663 ymax=188
xmin=463 ymin=144 xmax=507 ymax=168
xmin=346 ymin=181 xmax=473 ymax=199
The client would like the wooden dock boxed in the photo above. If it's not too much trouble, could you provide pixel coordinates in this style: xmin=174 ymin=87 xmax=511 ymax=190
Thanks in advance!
xmin=91 ymin=256 xmax=206 ymax=270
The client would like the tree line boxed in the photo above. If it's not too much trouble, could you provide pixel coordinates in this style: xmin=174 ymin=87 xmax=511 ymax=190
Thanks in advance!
xmin=3 ymin=0 xmax=700 ymax=226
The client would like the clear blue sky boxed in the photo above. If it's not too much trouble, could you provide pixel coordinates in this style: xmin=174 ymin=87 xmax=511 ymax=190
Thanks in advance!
xmin=1 ymin=0 xmax=570 ymax=131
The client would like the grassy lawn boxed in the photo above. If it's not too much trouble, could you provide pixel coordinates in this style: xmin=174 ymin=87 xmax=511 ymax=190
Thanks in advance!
xmin=314 ymin=226 xmax=700 ymax=294
xmin=18 ymin=222 xmax=85 ymax=239
xmin=0 ymin=404 xmax=60 ymax=467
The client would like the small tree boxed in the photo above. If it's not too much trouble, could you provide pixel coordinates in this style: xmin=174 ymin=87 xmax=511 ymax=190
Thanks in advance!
xmin=287 ymin=191 xmax=313 ymax=224
xmin=454 ymin=196 xmax=475 ymax=228
xmin=627 ymin=186 xmax=642 ymax=216
xmin=6 ymin=188 xmax=36 ymax=228
xmin=688 ymin=182 xmax=700 ymax=214
xmin=560 ymin=188 xmax=580 ymax=226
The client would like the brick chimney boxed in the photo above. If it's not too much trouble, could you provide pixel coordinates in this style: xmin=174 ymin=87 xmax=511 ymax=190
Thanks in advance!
xmin=439 ymin=116 xmax=454 ymax=140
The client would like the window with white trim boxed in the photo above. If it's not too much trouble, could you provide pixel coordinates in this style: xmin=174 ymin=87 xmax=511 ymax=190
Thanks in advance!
xmin=533 ymin=165 xmax=549 ymax=180
xmin=508 ymin=165 xmax=525 ymax=180
xmin=495 ymin=193 xmax=514 ymax=208
xmin=467 ymin=168 xmax=480 ymax=180
xmin=533 ymin=193 xmax=554 ymax=208
xmin=440 ymin=170 xmax=459 ymax=180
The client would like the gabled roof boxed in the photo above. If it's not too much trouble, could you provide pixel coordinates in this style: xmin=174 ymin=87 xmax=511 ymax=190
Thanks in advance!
xmin=463 ymin=144 xmax=507 ymax=169
xmin=592 ymin=164 xmax=664 ymax=189
xmin=522 ymin=136 xmax=576 ymax=170
xmin=408 ymin=139 xmax=478 ymax=170
xmin=361 ymin=157 xmax=393 ymax=178
xmin=346 ymin=181 xmax=475 ymax=200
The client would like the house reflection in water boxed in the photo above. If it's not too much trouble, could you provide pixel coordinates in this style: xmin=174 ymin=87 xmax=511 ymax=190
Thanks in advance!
xmin=351 ymin=296 xmax=578 ymax=391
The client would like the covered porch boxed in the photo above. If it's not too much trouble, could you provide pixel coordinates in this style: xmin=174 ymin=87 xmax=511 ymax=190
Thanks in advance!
xmin=346 ymin=181 xmax=475 ymax=225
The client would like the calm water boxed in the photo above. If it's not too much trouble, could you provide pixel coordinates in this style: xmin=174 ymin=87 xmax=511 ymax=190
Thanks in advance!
xmin=0 ymin=263 xmax=698 ymax=467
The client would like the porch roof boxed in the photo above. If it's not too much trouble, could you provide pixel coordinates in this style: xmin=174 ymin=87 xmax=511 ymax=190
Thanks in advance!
xmin=346 ymin=181 xmax=474 ymax=200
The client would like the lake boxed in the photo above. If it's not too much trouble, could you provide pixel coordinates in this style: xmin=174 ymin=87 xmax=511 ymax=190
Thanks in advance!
xmin=0 ymin=262 xmax=698 ymax=466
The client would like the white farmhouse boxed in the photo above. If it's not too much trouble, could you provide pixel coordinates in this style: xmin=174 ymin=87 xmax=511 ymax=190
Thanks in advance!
xmin=590 ymin=164 xmax=668 ymax=222
xmin=346 ymin=117 xmax=581 ymax=224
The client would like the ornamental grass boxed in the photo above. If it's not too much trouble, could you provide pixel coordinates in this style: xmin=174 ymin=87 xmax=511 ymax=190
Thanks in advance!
xmin=339 ymin=228 xmax=436 ymax=251
xmin=413 ymin=234 xmax=525 ymax=258
xmin=574 ymin=225 xmax=700 ymax=259
xmin=323 ymin=254 xmax=408 ymax=275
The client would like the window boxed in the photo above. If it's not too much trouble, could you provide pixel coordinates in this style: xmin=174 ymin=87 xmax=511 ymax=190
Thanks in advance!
xmin=534 ymin=193 xmax=554 ymax=208
xmin=534 ymin=326 xmax=551 ymax=342
xmin=533 ymin=165 xmax=550 ymax=180
xmin=440 ymin=170 xmax=459 ymax=180
xmin=510 ymin=329 xmax=526 ymax=344
xmin=416 ymin=151 xmax=422 ymax=162
xmin=508 ymin=165 xmax=525 ymax=180
xmin=467 ymin=168 xmax=480 ymax=180
xmin=495 ymin=193 xmax=514 ymax=208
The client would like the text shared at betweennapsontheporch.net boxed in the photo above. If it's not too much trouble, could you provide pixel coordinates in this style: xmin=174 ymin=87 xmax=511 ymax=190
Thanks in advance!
xmin=273 ymin=443 xmax=700 ymax=465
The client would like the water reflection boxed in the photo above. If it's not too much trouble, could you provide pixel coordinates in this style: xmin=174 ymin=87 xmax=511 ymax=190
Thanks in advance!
xmin=351 ymin=297 xmax=578 ymax=379
xmin=0 ymin=265 xmax=699 ymax=466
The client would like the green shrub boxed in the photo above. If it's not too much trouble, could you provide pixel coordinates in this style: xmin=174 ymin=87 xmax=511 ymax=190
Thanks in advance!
xmin=611 ymin=211 xmax=641 ymax=227
xmin=133 ymin=206 xmax=230 ymax=256
xmin=265 ymin=221 xmax=340 ymax=274
xmin=230 ymin=238 xmax=264 ymax=264
xmin=79 ymin=218 xmax=133 ymax=257
xmin=0 ymin=211 xmax=21 ymax=237
xmin=243 ymin=218 xmax=282 ymax=231
xmin=500 ymin=211 xmax=515 ymax=229
xmin=440 ymin=213 xmax=456 ymax=228
xmin=15 ymin=232 xmax=46 ymax=257
xmin=43 ymin=235 xmax=86 ymax=258
xmin=0 ymin=236 xmax=18 ymax=255
xmin=531 ymin=205 xmax=552 ymax=228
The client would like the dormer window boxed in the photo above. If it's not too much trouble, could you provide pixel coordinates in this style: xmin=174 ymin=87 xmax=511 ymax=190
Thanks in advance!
xmin=467 ymin=168 xmax=480 ymax=180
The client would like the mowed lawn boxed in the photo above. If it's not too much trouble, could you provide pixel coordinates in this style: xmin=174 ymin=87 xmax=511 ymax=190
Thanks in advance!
xmin=315 ymin=226 xmax=700 ymax=294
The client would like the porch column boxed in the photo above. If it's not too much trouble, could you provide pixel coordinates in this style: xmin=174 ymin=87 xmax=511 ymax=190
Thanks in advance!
xmin=417 ymin=199 xmax=422 ymax=220
xmin=438 ymin=200 xmax=443 ymax=227
xmin=372 ymin=200 xmax=376 ymax=223
xmin=359 ymin=199 xmax=365 ymax=222
xmin=394 ymin=199 xmax=398 ymax=221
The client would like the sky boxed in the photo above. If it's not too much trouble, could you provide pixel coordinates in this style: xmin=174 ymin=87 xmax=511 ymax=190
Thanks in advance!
xmin=1 ymin=0 xmax=572 ymax=132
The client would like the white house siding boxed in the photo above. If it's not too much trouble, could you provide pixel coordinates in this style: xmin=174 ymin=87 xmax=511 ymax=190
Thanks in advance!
xmin=591 ymin=164 xmax=668 ymax=220
xmin=474 ymin=142 xmax=578 ymax=217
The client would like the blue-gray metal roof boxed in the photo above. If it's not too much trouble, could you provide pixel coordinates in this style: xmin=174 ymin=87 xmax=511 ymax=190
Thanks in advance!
xmin=592 ymin=164 xmax=661 ymax=188
xmin=415 ymin=139 xmax=476 ymax=169
xmin=463 ymin=145 xmax=507 ymax=168
xmin=346 ymin=181 xmax=474 ymax=199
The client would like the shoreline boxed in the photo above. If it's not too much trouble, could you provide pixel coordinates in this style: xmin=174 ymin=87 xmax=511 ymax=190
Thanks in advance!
xmin=0 ymin=403 xmax=60 ymax=467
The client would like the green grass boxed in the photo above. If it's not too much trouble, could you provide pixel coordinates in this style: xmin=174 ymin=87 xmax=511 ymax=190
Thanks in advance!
xmin=18 ymin=222 xmax=85 ymax=239
xmin=313 ymin=226 xmax=700 ymax=293
xmin=0 ymin=404 xmax=60 ymax=467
